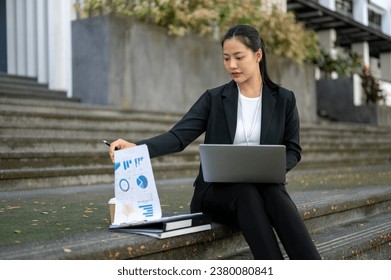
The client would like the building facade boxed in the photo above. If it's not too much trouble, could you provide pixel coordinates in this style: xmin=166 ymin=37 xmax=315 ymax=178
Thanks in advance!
xmin=0 ymin=0 xmax=77 ymax=96
xmin=0 ymin=0 xmax=390 ymax=104
xmin=287 ymin=0 xmax=391 ymax=105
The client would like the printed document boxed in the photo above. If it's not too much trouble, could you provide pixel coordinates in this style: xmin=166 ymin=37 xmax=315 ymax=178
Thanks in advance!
xmin=113 ymin=144 xmax=161 ymax=225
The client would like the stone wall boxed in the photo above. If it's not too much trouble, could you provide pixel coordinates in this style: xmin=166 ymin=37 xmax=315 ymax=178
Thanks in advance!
xmin=377 ymin=105 xmax=391 ymax=127
xmin=72 ymin=15 xmax=317 ymax=124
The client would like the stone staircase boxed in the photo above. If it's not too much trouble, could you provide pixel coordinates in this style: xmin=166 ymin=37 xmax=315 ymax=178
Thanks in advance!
xmin=1 ymin=74 xmax=391 ymax=191
xmin=299 ymin=123 xmax=391 ymax=169
xmin=0 ymin=74 xmax=390 ymax=260
xmin=0 ymin=74 xmax=198 ymax=190
xmin=0 ymin=74 xmax=77 ymax=102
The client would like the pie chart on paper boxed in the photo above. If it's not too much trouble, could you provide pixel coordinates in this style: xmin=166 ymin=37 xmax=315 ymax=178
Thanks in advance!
xmin=136 ymin=175 xmax=148 ymax=189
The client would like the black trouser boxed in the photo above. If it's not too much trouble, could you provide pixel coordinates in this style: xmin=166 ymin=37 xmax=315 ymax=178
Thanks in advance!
xmin=201 ymin=183 xmax=321 ymax=260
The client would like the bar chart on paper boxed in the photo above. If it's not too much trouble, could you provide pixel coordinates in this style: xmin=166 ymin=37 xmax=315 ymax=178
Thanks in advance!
xmin=139 ymin=204 xmax=154 ymax=217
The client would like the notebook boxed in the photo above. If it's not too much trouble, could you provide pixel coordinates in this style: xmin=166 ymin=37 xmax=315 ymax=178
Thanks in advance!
xmin=109 ymin=212 xmax=212 ymax=239
xmin=199 ymin=144 xmax=286 ymax=183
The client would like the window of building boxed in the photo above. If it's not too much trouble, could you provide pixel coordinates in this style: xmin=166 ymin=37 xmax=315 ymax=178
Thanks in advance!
xmin=368 ymin=8 xmax=382 ymax=30
xmin=335 ymin=0 xmax=353 ymax=16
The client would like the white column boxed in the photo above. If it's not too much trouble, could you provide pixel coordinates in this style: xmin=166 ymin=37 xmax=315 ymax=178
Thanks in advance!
xmin=61 ymin=0 xmax=75 ymax=97
xmin=352 ymin=41 xmax=370 ymax=67
xmin=317 ymin=29 xmax=337 ymax=58
xmin=47 ymin=1 xmax=60 ymax=89
xmin=382 ymin=8 xmax=391 ymax=36
xmin=6 ymin=0 xmax=75 ymax=96
xmin=353 ymin=73 xmax=363 ymax=105
xmin=36 ymin=0 xmax=48 ymax=84
xmin=6 ymin=0 xmax=16 ymax=74
xmin=26 ymin=0 xmax=37 ymax=77
xmin=352 ymin=42 xmax=370 ymax=106
xmin=353 ymin=0 xmax=368 ymax=26
xmin=46 ymin=0 xmax=76 ymax=95
xmin=65 ymin=0 xmax=77 ymax=97
xmin=15 ymin=0 xmax=27 ymax=75
xmin=319 ymin=0 xmax=335 ymax=10
xmin=47 ymin=0 xmax=68 ymax=91
xmin=380 ymin=52 xmax=391 ymax=82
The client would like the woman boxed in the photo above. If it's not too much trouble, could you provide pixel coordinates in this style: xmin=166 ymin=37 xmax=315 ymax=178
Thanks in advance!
xmin=109 ymin=24 xmax=321 ymax=260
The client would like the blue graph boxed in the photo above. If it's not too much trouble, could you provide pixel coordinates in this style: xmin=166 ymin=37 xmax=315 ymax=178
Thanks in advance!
xmin=139 ymin=204 xmax=154 ymax=217
xmin=134 ymin=157 xmax=144 ymax=167
xmin=119 ymin=178 xmax=130 ymax=192
xmin=136 ymin=175 xmax=148 ymax=189
xmin=123 ymin=160 xmax=132 ymax=170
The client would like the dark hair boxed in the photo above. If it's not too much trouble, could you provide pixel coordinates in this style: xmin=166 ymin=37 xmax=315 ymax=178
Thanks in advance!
xmin=222 ymin=24 xmax=279 ymax=90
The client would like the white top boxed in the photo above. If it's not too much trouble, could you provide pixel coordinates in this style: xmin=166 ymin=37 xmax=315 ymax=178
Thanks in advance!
xmin=233 ymin=86 xmax=262 ymax=146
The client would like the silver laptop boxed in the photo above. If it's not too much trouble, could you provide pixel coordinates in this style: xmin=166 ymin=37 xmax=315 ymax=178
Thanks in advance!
xmin=199 ymin=144 xmax=286 ymax=183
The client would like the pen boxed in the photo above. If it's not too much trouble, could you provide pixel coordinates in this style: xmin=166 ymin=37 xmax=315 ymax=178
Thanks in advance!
xmin=102 ymin=140 xmax=111 ymax=147
xmin=102 ymin=140 xmax=119 ymax=150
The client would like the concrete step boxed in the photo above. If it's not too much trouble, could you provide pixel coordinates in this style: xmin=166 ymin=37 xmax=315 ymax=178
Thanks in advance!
xmin=0 ymin=162 xmax=200 ymax=191
xmin=313 ymin=212 xmax=391 ymax=260
xmin=3 ymin=94 xmax=391 ymax=139
xmin=4 ymin=132 xmax=390 ymax=152
xmin=2 ymin=118 xmax=391 ymax=144
xmin=0 ymin=80 xmax=49 ymax=91
xmin=1 ymin=148 xmax=389 ymax=191
xmin=2 ymin=158 xmax=390 ymax=192
xmin=0 ymin=149 xmax=199 ymax=170
xmin=293 ymin=185 xmax=391 ymax=231
xmin=174 ymin=185 xmax=391 ymax=260
xmin=1 ymin=146 xmax=388 ymax=173
xmin=0 ymin=74 xmax=79 ymax=102
xmin=301 ymin=122 xmax=391 ymax=137
xmin=1 ymin=138 xmax=390 ymax=190
xmin=0 ymin=109 xmax=178 ymax=129
xmin=0 ymin=88 xmax=80 ymax=103
xmin=0 ymin=97 xmax=182 ymax=123
xmin=225 ymin=211 xmax=391 ymax=260
xmin=298 ymin=156 xmax=390 ymax=169
xmin=300 ymin=146 xmax=391 ymax=164
xmin=0 ymin=184 xmax=389 ymax=259
xmin=0 ymin=73 xmax=47 ymax=88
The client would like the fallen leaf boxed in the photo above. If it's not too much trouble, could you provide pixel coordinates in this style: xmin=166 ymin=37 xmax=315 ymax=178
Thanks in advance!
xmin=6 ymin=206 xmax=21 ymax=210
xmin=63 ymin=248 xmax=72 ymax=253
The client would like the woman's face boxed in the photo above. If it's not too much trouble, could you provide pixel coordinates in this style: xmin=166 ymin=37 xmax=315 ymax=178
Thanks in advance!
xmin=223 ymin=37 xmax=262 ymax=85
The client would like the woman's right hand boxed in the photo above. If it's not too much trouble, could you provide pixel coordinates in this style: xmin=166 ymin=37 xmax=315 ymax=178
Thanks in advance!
xmin=109 ymin=138 xmax=137 ymax=162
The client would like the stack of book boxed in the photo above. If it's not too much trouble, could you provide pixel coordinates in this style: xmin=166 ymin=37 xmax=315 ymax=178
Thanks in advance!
xmin=109 ymin=212 xmax=212 ymax=239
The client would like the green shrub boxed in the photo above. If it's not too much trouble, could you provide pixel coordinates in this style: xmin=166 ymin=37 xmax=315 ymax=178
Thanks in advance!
xmin=74 ymin=0 xmax=319 ymax=64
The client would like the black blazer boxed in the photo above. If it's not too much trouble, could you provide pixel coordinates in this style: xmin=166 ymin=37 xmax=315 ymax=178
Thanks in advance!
xmin=137 ymin=80 xmax=301 ymax=212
